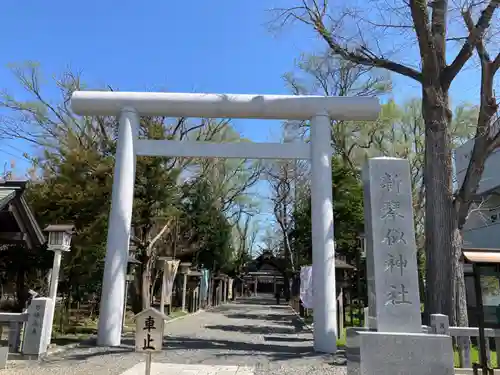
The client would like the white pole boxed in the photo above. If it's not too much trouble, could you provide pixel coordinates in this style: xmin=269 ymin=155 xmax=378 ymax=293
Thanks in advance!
xmin=44 ymin=249 xmax=62 ymax=351
xmin=49 ymin=250 xmax=62 ymax=300
xmin=97 ymin=108 xmax=138 ymax=346
xmin=145 ymin=352 xmax=152 ymax=375
xmin=159 ymin=261 xmax=167 ymax=315
xmin=310 ymin=113 xmax=337 ymax=354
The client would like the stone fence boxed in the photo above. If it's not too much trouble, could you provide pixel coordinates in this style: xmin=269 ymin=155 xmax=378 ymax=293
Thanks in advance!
xmin=0 ymin=312 xmax=27 ymax=354
xmin=423 ymin=321 xmax=500 ymax=369
xmin=362 ymin=307 xmax=500 ymax=369
xmin=0 ymin=297 xmax=53 ymax=368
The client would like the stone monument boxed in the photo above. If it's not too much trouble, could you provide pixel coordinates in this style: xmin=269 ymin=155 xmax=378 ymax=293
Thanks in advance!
xmin=22 ymin=297 xmax=52 ymax=357
xmin=347 ymin=157 xmax=454 ymax=375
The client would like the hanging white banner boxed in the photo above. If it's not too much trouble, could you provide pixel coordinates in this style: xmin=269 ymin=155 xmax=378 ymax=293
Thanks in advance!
xmin=164 ymin=260 xmax=180 ymax=304
xmin=300 ymin=265 xmax=313 ymax=309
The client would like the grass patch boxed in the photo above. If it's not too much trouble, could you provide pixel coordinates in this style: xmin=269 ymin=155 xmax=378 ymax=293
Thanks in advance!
xmin=453 ymin=347 xmax=497 ymax=368
xmin=169 ymin=310 xmax=188 ymax=319
xmin=303 ymin=315 xmax=313 ymax=326
xmin=300 ymin=314 xmax=346 ymax=347
xmin=50 ymin=305 xmax=190 ymax=346
xmin=336 ymin=332 xmax=346 ymax=347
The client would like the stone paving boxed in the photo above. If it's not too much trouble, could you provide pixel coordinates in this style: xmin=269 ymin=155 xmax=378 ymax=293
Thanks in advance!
xmin=120 ymin=363 xmax=254 ymax=375
xmin=3 ymin=296 xmax=345 ymax=375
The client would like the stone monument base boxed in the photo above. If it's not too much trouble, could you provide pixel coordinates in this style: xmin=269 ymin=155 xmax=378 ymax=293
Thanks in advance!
xmin=347 ymin=330 xmax=454 ymax=375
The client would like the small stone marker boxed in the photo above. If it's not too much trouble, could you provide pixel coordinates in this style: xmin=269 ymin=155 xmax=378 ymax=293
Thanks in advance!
xmin=362 ymin=157 xmax=421 ymax=333
xmin=135 ymin=307 xmax=168 ymax=375
xmin=0 ymin=346 xmax=8 ymax=369
xmin=363 ymin=307 xmax=369 ymax=328
xmin=22 ymin=297 xmax=52 ymax=356
xmin=430 ymin=314 xmax=449 ymax=335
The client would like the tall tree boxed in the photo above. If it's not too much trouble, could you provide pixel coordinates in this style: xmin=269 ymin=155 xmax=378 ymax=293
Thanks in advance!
xmin=284 ymin=52 xmax=476 ymax=305
xmin=0 ymin=62 xmax=252 ymax=313
xmin=26 ymin=144 xmax=112 ymax=306
xmin=274 ymin=1 xmax=500 ymax=325
xmin=233 ymin=212 xmax=258 ymax=269
xmin=290 ymin=157 xmax=364 ymax=265
xmin=283 ymin=51 xmax=392 ymax=169
xmin=192 ymin=123 xmax=263 ymax=223
xmin=179 ymin=177 xmax=234 ymax=271
xmin=266 ymin=158 xmax=295 ymax=271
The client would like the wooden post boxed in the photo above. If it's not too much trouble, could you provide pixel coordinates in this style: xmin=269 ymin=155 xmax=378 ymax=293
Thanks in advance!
xmin=473 ymin=263 xmax=490 ymax=374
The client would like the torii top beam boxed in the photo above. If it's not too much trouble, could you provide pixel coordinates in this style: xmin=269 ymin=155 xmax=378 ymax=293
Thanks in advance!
xmin=71 ymin=91 xmax=380 ymax=121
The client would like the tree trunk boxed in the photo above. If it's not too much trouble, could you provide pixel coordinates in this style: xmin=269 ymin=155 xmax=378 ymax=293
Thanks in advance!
xmin=422 ymin=85 xmax=455 ymax=321
xmin=15 ymin=268 xmax=27 ymax=312
xmin=453 ymin=227 xmax=469 ymax=327
xmin=141 ymin=256 xmax=152 ymax=309
xmin=130 ymin=252 xmax=154 ymax=313
xmin=450 ymin=60 xmax=499 ymax=327
xmin=64 ymin=292 xmax=72 ymax=331
xmin=283 ymin=273 xmax=290 ymax=301
xmin=418 ymin=247 xmax=428 ymax=324
xmin=417 ymin=248 xmax=426 ymax=304
xmin=131 ymin=273 xmax=142 ymax=314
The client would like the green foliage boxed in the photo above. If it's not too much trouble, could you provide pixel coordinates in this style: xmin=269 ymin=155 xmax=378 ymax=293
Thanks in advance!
xmin=0 ymin=64 xmax=257 ymax=310
xmin=0 ymin=243 xmax=53 ymax=310
xmin=133 ymin=118 xmax=182 ymax=237
xmin=481 ymin=276 xmax=500 ymax=297
xmin=181 ymin=177 xmax=234 ymax=271
xmin=27 ymin=138 xmax=114 ymax=298
xmin=291 ymin=157 xmax=364 ymax=265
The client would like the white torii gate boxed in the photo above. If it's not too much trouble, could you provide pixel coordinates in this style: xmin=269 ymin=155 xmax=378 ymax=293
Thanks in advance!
xmin=71 ymin=91 xmax=380 ymax=353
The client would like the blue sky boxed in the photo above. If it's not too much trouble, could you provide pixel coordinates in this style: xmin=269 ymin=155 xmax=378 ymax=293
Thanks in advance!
xmin=0 ymin=1 xmax=325 ymax=167
xmin=0 ymin=0 xmax=484 ymax=248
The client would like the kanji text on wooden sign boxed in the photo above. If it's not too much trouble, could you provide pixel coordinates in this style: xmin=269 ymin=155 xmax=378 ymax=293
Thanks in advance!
xmin=134 ymin=307 xmax=168 ymax=352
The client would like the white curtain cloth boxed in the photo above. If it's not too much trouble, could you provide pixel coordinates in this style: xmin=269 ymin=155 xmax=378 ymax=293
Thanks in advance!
xmin=164 ymin=260 xmax=180 ymax=304
xmin=300 ymin=265 xmax=313 ymax=309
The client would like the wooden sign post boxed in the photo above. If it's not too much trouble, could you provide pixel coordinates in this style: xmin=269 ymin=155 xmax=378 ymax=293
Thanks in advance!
xmin=134 ymin=307 xmax=168 ymax=375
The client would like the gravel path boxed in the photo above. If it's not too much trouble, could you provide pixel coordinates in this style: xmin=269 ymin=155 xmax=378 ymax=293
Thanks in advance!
xmin=4 ymin=296 xmax=345 ymax=375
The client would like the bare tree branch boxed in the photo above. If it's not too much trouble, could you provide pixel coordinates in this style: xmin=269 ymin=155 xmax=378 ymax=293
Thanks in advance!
xmin=442 ymin=0 xmax=500 ymax=88
xmin=273 ymin=1 xmax=423 ymax=81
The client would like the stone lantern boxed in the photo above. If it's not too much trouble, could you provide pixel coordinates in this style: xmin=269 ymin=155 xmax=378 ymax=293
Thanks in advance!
xmin=44 ymin=224 xmax=75 ymax=299
xmin=43 ymin=224 xmax=75 ymax=352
